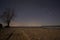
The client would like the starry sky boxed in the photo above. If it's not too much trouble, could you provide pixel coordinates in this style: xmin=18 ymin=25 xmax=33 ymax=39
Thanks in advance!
xmin=0 ymin=0 xmax=60 ymax=26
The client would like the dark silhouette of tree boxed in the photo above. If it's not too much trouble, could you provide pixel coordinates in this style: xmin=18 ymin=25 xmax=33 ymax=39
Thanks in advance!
xmin=0 ymin=23 xmax=3 ymax=31
xmin=0 ymin=8 xmax=15 ymax=28
xmin=0 ymin=23 xmax=3 ymax=28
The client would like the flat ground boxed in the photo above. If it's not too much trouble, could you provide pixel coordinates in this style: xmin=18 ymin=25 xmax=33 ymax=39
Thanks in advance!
xmin=0 ymin=27 xmax=60 ymax=40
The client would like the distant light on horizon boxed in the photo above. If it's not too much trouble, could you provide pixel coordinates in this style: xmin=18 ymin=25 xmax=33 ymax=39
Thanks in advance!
xmin=10 ymin=22 xmax=42 ymax=26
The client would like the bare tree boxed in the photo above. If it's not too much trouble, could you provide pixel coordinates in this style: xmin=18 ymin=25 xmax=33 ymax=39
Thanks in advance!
xmin=0 ymin=8 xmax=15 ymax=27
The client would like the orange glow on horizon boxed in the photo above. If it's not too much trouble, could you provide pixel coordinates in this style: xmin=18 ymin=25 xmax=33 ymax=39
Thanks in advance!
xmin=10 ymin=21 xmax=42 ymax=26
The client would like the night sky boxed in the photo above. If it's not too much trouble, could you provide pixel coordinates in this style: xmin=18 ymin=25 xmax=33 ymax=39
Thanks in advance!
xmin=0 ymin=0 xmax=60 ymax=26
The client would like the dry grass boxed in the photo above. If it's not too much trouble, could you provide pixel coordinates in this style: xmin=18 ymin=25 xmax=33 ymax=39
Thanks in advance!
xmin=23 ymin=28 xmax=60 ymax=40
xmin=0 ymin=27 xmax=60 ymax=40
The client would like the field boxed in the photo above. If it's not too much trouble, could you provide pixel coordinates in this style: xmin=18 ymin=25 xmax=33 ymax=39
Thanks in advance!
xmin=0 ymin=27 xmax=60 ymax=40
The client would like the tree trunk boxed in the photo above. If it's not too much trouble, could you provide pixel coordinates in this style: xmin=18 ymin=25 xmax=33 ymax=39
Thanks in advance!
xmin=7 ymin=22 xmax=10 ymax=27
xmin=5 ymin=21 xmax=10 ymax=28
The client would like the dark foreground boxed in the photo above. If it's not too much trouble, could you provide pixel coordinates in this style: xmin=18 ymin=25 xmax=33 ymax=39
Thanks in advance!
xmin=0 ymin=27 xmax=60 ymax=40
